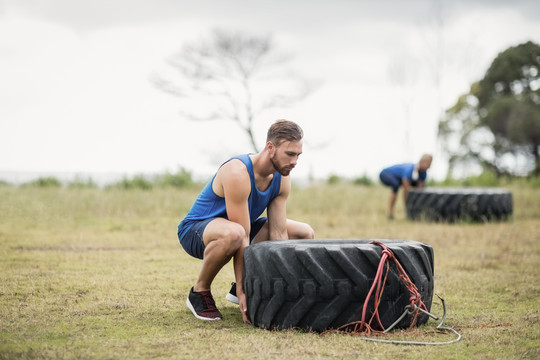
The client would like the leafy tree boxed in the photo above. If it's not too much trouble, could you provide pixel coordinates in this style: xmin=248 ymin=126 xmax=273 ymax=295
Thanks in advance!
xmin=153 ymin=29 xmax=312 ymax=152
xmin=439 ymin=41 xmax=540 ymax=177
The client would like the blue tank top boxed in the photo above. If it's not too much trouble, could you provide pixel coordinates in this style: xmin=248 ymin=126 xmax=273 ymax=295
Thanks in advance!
xmin=178 ymin=154 xmax=282 ymax=239
xmin=381 ymin=163 xmax=427 ymax=182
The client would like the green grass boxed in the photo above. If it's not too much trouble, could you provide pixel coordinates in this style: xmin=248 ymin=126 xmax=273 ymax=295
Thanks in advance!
xmin=0 ymin=184 xmax=539 ymax=359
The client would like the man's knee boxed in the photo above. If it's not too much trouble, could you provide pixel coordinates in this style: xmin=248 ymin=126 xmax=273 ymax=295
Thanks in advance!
xmin=295 ymin=222 xmax=315 ymax=240
xmin=204 ymin=220 xmax=247 ymax=258
xmin=303 ymin=224 xmax=315 ymax=239
xmin=220 ymin=222 xmax=247 ymax=249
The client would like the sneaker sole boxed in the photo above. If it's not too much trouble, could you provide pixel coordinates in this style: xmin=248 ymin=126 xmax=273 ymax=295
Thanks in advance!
xmin=225 ymin=293 xmax=239 ymax=305
xmin=185 ymin=297 xmax=222 ymax=321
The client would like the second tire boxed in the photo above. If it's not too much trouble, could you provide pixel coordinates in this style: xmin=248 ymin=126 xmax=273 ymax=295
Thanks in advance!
xmin=406 ymin=187 xmax=513 ymax=222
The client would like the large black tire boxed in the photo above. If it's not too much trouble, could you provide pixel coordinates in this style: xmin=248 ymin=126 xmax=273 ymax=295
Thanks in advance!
xmin=243 ymin=239 xmax=434 ymax=332
xmin=406 ymin=187 xmax=513 ymax=222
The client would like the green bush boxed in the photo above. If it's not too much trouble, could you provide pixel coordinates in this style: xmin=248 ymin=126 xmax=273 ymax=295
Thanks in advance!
xmin=0 ymin=179 xmax=12 ymax=187
xmin=155 ymin=168 xmax=194 ymax=188
xmin=108 ymin=175 xmax=153 ymax=190
xmin=528 ymin=175 xmax=540 ymax=188
xmin=67 ymin=177 xmax=98 ymax=189
xmin=353 ymin=174 xmax=373 ymax=186
xmin=461 ymin=171 xmax=500 ymax=187
xmin=430 ymin=177 xmax=459 ymax=186
xmin=432 ymin=172 xmax=533 ymax=188
xmin=327 ymin=174 xmax=342 ymax=185
xmin=22 ymin=177 xmax=62 ymax=188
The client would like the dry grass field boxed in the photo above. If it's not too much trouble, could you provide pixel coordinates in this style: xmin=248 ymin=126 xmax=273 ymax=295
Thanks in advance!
xmin=0 ymin=182 xmax=539 ymax=359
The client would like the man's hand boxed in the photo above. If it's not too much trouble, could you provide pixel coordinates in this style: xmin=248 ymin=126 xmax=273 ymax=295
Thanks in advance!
xmin=238 ymin=290 xmax=251 ymax=324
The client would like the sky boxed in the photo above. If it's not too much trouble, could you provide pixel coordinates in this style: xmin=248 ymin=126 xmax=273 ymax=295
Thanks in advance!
xmin=1 ymin=0 xmax=539 ymax=184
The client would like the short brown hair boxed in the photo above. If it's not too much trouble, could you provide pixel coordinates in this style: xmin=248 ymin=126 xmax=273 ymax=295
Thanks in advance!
xmin=266 ymin=119 xmax=304 ymax=145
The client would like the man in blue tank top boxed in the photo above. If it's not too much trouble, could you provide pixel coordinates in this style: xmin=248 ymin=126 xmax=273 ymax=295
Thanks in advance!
xmin=379 ymin=154 xmax=433 ymax=220
xmin=178 ymin=119 xmax=314 ymax=323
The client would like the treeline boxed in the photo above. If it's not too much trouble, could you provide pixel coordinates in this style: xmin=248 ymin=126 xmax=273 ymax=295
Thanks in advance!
xmin=0 ymin=168 xmax=195 ymax=190
xmin=2 ymin=169 xmax=540 ymax=190
xmin=326 ymin=172 xmax=540 ymax=188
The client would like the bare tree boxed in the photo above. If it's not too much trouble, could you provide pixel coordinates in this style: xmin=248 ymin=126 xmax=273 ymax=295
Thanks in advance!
xmin=153 ymin=29 xmax=312 ymax=152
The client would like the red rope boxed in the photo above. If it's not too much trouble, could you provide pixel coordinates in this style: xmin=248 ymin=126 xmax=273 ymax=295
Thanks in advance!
xmin=324 ymin=241 xmax=427 ymax=335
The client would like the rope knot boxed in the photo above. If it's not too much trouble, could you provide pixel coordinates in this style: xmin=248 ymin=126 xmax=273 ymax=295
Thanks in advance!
xmin=381 ymin=248 xmax=393 ymax=258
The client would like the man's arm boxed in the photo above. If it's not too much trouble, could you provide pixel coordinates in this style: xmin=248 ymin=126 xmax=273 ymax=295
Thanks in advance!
xmin=215 ymin=160 xmax=252 ymax=323
xmin=266 ymin=175 xmax=291 ymax=240
xmin=219 ymin=160 xmax=252 ymax=235
xmin=401 ymin=178 xmax=411 ymax=204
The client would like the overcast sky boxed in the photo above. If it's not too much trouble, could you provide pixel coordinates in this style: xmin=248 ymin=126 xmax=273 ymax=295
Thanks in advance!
xmin=1 ymin=0 xmax=539 ymax=184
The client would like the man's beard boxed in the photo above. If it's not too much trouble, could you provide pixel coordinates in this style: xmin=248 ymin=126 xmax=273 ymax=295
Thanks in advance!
xmin=270 ymin=155 xmax=293 ymax=176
